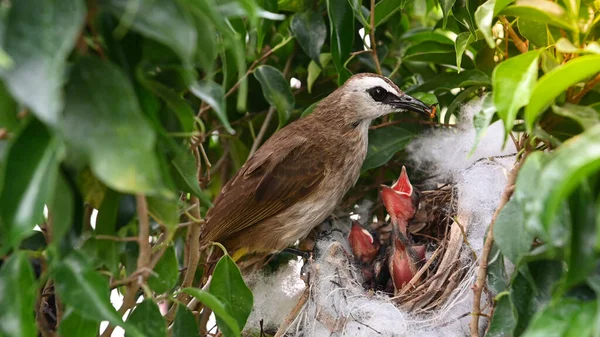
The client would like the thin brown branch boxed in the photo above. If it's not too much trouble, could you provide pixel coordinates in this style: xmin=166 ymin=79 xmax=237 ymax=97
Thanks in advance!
xmin=569 ymin=73 xmax=600 ymax=104
xmin=369 ymin=0 xmax=382 ymax=75
xmin=470 ymin=157 xmax=525 ymax=337
xmin=165 ymin=196 xmax=202 ymax=323
xmin=500 ymin=16 xmax=528 ymax=54
xmin=95 ymin=235 xmax=139 ymax=242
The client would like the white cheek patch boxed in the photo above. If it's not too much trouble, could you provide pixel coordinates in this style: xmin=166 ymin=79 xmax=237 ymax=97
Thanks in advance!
xmin=347 ymin=76 xmax=399 ymax=96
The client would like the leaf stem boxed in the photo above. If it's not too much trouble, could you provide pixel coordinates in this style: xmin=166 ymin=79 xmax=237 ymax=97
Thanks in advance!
xmin=569 ymin=73 xmax=600 ymax=104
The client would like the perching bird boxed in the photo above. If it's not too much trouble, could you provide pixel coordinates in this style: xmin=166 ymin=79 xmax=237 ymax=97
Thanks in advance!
xmin=201 ymin=73 xmax=433 ymax=261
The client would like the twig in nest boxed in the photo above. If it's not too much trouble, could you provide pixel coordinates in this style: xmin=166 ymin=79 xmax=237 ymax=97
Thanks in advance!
xmin=274 ymin=287 xmax=310 ymax=337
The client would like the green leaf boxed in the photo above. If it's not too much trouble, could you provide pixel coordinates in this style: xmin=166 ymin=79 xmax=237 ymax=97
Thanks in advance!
xmin=518 ymin=19 xmax=549 ymax=48
xmin=182 ymin=288 xmax=241 ymax=337
xmin=371 ymin=0 xmax=405 ymax=27
xmin=147 ymin=247 xmax=179 ymax=294
xmin=105 ymin=0 xmax=197 ymax=65
xmin=492 ymin=50 xmax=541 ymax=133
xmin=62 ymin=56 xmax=168 ymax=197
xmin=48 ymin=174 xmax=74 ymax=245
xmin=326 ymin=0 xmax=354 ymax=85
xmin=440 ymin=0 xmax=457 ymax=28
xmin=0 ymin=81 xmax=19 ymax=132
xmin=525 ymin=55 xmax=600 ymax=132
xmin=190 ymin=80 xmax=234 ymax=134
xmin=0 ymin=119 xmax=61 ymax=249
xmin=59 ymin=308 xmax=100 ymax=337
xmin=172 ymin=304 xmax=200 ymax=337
xmin=516 ymin=125 xmax=600 ymax=235
xmin=521 ymin=299 xmax=595 ymax=337
xmin=406 ymin=69 xmax=490 ymax=94
xmin=0 ymin=0 xmax=85 ymax=126
xmin=474 ymin=0 xmax=497 ymax=48
xmin=95 ymin=190 xmax=120 ymax=275
xmin=471 ymin=92 xmax=496 ymax=155
xmin=253 ymin=65 xmax=295 ymax=128
xmin=501 ymin=0 xmax=576 ymax=32
xmin=487 ymin=244 xmax=508 ymax=294
xmin=552 ymin=103 xmax=599 ymax=130
xmin=403 ymin=41 xmax=473 ymax=67
xmin=487 ymin=292 xmax=517 ymax=337
xmin=170 ymin=145 xmax=213 ymax=207
xmin=300 ymin=100 xmax=320 ymax=117
xmin=565 ymin=182 xmax=597 ymax=288
xmin=139 ymin=76 xmax=195 ymax=133
xmin=455 ymin=31 xmax=483 ymax=70
xmin=209 ymin=255 xmax=253 ymax=337
xmin=0 ymin=252 xmax=37 ymax=337
xmin=147 ymin=197 xmax=179 ymax=234
xmin=362 ymin=126 xmax=416 ymax=171
xmin=290 ymin=10 xmax=326 ymax=67
xmin=193 ymin=11 xmax=218 ymax=73
xmin=307 ymin=53 xmax=332 ymax=94
xmin=493 ymin=197 xmax=533 ymax=263
xmin=53 ymin=252 xmax=145 ymax=337
xmin=126 ymin=299 xmax=167 ymax=337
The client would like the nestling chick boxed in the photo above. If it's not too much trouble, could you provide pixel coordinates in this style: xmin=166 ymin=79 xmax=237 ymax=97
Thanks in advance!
xmin=201 ymin=73 xmax=433 ymax=259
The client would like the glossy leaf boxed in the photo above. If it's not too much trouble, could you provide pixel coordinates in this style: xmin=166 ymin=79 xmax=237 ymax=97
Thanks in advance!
xmin=552 ymin=103 xmax=599 ymax=130
xmin=517 ymin=125 xmax=600 ymax=235
xmin=501 ymin=0 xmax=576 ymax=31
xmin=474 ymin=0 xmax=496 ymax=48
xmin=290 ymin=10 xmax=326 ymax=67
xmin=372 ymin=0 xmax=405 ymax=27
xmin=0 ymin=0 xmax=85 ymax=126
xmin=126 ymin=299 xmax=167 ymax=337
xmin=105 ymin=0 xmax=197 ymax=65
xmin=406 ymin=69 xmax=490 ymax=94
xmin=0 ymin=252 xmax=37 ymax=337
xmin=565 ymin=183 xmax=596 ymax=288
xmin=254 ymin=65 xmax=295 ymax=128
xmin=493 ymin=197 xmax=533 ymax=263
xmin=95 ymin=190 xmax=120 ymax=275
xmin=487 ymin=244 xmax=508 ymax=294
xmin=492 ymin=50 xmax=541 ymax=133
xmin=193 ymin=11 xmax=218 ymax=73
xmin=140 ymin=77 xmax=195 ymax=133
xmin=487 ymin=292 xmax=517 ymax=337
xmin=0 ymin=81 xmax=19 ymax=132
xmin=521 ymin=299 xmax=595 ymax=337
xmin=62 ymin=56 xmax=168 ymax=196
xmin=440 ymin=0 xmax=457 ymax=28
xmin=209 ymin=255 xmax=253 ymax=337
xmin=48 ymin=174 xmax=74 ymax=245
xmin=147 ymin=247 xmax=179 ymax=294
xmin=147 ymin=197 xmax=179 ymax=234
xmin=307 ymin=53 xmax=332 ymax=93
xmin=170 ymin=145 xmax=213 ymax=207
xmin=59 ymin=309 xmax=100 ymax=337
xmin=362 ymin=126 xmax=416 ymax=171
xmin=326 ymin=0 xmax=354 ymax=85
xmin=182 ymin=288 xmax=241 ymax=337
xmin=172 ymin=304 xmax=200 ymax=337
xmin=525 ymin=55 xmax=600 ymax=131
xmin=52 ymin=253 xmax=142 ymax=335
xmin=0 ymin=119 xmax=61 ymax=249
xmin=403 ymin=41 xmax=473 ymax=67
xmin=518 ymin=19 xmax=549 ymax=48
xmin=190 ymin=80 xmax=234 ymax=134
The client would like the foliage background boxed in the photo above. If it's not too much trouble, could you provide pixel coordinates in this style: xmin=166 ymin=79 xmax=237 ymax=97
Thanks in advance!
xmin=0 ymin=0 xmax=599 ymax=336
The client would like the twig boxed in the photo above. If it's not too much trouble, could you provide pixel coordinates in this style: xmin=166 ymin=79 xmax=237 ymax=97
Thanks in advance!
xmin=165 ymin=196 xmax=202 ymax=323
xmin=95 ymin=235 xmax=139 ymax=242
xmin=369 ymin=0 xmax=382 ymax=75
xmin=469 ymin=158 xmax=524 ymax=337
xmin=274 ymin=287 xmax=310 ymax=337
xmin=499 ymin=16 xmax=528 ymax=54
xmin=569 ymin=73 xmax=600 ymax=104
xmin=248 ymin=53 xmax=295 ymax=157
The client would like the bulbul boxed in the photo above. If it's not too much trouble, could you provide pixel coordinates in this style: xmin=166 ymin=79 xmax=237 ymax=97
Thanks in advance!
xmin=202 ymin=73 xmax=433 ymax=260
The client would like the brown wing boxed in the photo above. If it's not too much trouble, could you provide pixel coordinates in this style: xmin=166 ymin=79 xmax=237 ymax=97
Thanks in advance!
xmin=202 ymin=136 xmax=326 ymax=244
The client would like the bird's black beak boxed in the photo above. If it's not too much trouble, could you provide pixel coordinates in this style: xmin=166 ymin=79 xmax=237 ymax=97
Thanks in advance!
xmin=389 ymin=93 xmax=434 ymax=118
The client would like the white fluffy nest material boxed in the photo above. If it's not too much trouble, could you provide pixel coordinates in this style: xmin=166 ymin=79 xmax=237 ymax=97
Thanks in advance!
xmin=246 ymin=99 xmax=517 ymax=336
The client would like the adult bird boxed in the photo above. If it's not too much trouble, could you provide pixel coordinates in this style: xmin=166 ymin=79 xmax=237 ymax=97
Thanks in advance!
xmin=201 ymin=73 xmax=433 ymax=261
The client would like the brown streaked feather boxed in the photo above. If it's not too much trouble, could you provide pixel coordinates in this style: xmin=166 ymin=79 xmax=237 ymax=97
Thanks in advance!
xmin=202 ymin=134 xmax=326 ymax=246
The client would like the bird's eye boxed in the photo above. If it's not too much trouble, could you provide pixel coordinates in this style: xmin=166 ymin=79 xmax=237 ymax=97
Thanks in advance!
xmin=368 ymin=86 xmax=387 ymax=102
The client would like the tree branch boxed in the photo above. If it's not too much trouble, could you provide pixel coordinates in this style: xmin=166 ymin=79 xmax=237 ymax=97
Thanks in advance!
xmin=470 ymin=157 xmax=524 ymax=337
xmin=569 ymin=73 xmax=600 ymax=104
xmin=500 ymin=16 xmax=528 ymax=54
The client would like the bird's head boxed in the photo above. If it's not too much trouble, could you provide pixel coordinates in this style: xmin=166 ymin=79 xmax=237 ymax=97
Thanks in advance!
xmin=336 ymin=73 xmax=434 ymax=121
